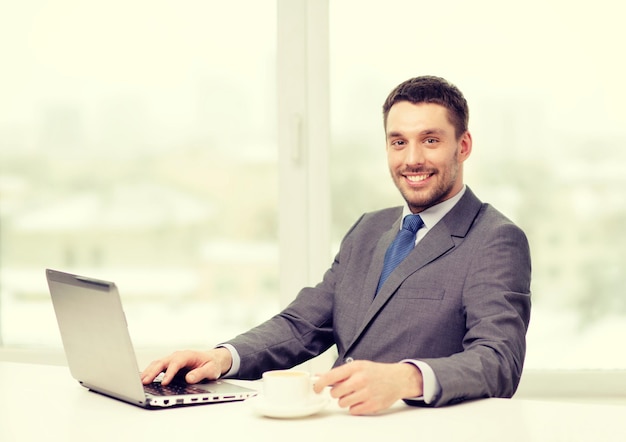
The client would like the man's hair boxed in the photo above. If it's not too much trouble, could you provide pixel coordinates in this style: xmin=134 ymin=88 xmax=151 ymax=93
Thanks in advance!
xmin=382 ymin=75 xmax=469 ymax=139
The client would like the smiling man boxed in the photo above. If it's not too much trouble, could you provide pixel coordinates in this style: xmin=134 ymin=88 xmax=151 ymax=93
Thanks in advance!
xmin=142 ymin=76 xmax=532 ymax=415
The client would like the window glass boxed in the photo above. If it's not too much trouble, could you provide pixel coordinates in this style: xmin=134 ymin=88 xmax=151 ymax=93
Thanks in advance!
xmin=0 ymin=0 xmax=278 ymax=349
xmin=329 ymin=0 xmax=626 ymax=369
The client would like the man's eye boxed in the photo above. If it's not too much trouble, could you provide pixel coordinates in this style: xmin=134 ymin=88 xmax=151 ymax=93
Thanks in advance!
xmin=392 ymin=140 xmax=406 ymax=146
xmin=425 ymin=138 xmax=438 ymax=144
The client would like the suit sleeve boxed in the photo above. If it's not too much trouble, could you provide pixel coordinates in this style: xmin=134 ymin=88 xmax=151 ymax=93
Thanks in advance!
xmin=417 ymin=220 xmax=532 ymax=407
xmin=222 ymin=215 xmax=366 ymax=379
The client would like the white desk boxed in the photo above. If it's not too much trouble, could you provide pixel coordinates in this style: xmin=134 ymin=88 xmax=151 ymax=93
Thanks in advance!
xmin=1 ymin=361 xmax=625 ymax=442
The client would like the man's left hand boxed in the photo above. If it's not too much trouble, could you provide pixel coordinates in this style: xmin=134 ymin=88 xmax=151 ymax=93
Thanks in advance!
xmin=313 ymin=360 xmax=423 ymax=415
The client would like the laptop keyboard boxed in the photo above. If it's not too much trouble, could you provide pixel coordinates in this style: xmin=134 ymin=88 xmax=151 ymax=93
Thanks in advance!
xmin=144 ymin=382 xmax=210 ymax=396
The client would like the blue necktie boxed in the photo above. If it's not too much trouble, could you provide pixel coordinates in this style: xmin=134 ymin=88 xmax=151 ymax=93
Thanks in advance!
xmin=376 ymin=214 xmax=424 ymax=294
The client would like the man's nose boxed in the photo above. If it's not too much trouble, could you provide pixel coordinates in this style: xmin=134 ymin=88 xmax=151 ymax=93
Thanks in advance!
xmin=405 ymin=143 xmax=424 ymax=165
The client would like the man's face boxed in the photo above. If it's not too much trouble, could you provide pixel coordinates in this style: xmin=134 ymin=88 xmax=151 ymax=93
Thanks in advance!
xmin=385 ymin=101 xmax=472 ymax=213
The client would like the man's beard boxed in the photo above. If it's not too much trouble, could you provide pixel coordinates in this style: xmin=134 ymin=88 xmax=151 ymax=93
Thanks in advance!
xmin=393 ymin=162 xmax=459 ymax=213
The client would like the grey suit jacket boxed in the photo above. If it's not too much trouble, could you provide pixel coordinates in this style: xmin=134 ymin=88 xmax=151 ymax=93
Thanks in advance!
xmin=227 ymin=187 xmax=532 ymax=407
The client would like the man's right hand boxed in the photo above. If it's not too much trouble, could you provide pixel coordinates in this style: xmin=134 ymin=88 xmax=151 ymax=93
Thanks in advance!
xmin=141 ymin=348 xmax=233 ymax=386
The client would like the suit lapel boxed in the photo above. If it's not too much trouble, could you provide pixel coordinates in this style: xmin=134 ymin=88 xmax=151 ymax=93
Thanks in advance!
xmin=345 ymin=188 xmax=483 ymax=355
xmin=351 ymin=209 xmax=401 ymax=331
xmin=362 ymin=216 xmax=400 ymax=298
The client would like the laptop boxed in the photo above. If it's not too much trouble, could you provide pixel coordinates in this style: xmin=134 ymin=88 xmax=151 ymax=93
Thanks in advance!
xmin=46 ymin=268 xmax=258 ymax=409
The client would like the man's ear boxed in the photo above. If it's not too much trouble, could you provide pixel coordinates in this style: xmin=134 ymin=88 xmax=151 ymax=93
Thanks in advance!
xmin=458 ymin=131 xmax=472 ymax=161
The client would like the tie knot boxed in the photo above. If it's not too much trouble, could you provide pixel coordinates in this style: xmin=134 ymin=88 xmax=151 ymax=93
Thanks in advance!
xmin=402 ymin=214 xmax=423 ymax=233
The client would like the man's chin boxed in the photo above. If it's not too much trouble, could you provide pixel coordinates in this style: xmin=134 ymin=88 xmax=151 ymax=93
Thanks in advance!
xmin=402 ymin=188 xmax=445 ymax=211
xmin=403 ymin=196 xmax=434 ymax=212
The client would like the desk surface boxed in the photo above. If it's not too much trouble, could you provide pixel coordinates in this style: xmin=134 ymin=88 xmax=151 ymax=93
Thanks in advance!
xmin=1 ymin=361 xmax=625 ymax=442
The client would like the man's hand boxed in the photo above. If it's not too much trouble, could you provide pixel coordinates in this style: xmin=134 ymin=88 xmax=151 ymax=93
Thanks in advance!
xmin=313 ymin=360 xmax=423 ymax=415
xmin=141 ymin=348 xmax=233 ymax=386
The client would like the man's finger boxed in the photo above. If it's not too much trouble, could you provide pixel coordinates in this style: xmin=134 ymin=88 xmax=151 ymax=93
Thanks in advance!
xmin=186 ymin=362 xmax=219 ymax=383
xmin=314 ymin=363 xmax=355 ymax=392
xmin=160 ymin=359 xmax=188 ymax=385
xmin=141 ymin=359 xmax=170 ymax=384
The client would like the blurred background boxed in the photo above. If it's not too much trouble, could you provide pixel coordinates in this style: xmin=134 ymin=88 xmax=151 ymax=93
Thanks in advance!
xmin=1 ymin=0 xmax=625 ymax=371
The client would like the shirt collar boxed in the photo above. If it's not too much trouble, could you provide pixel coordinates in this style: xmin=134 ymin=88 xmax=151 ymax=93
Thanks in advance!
xmin=401 ymin=185 xmax=467 ymax=230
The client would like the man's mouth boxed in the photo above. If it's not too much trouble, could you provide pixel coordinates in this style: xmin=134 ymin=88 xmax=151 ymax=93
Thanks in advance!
xmin=405 ymin=173 xmax=432 ymax=183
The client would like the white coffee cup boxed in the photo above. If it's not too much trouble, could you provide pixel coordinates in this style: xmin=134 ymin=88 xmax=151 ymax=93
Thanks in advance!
xmin=262 ymin=370 xmax=320 ymax=405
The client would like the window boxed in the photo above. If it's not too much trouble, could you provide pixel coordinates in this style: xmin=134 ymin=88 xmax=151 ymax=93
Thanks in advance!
xmin=329 ymin=0 xmax=626 ymax=370
xmin=0 ymin=0 xmax=279 ymax=349
xmin=3 ymin=0 xmax=625 ymax=378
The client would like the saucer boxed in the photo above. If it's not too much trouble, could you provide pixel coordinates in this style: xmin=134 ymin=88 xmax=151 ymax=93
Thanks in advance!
xmin=248 ymin=394 xmax=330 ymax=418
